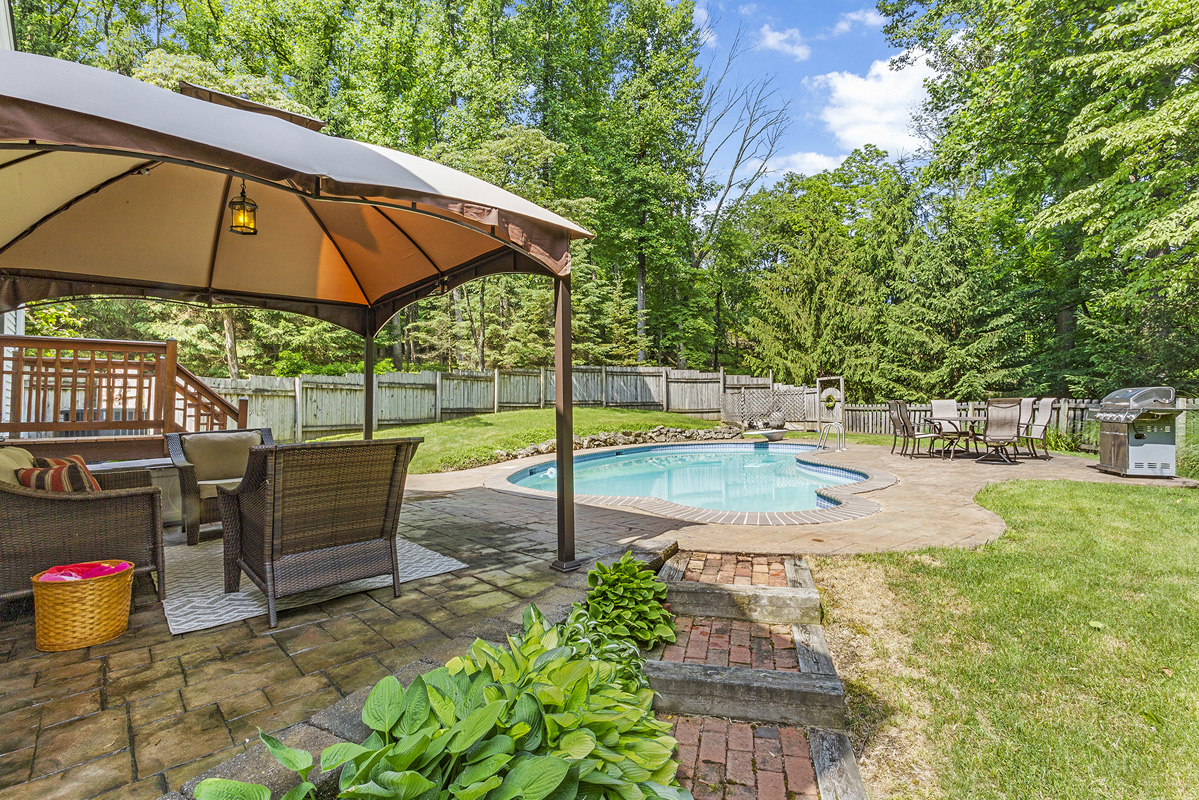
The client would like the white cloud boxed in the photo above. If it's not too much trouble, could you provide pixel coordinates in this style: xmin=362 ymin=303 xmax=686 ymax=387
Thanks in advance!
xmin=758 ymin=24 xmax=811 ymax=61
xmin=831 ymin=8 xmax=886 ymax=35
xmin=811 ymin=52 xmax=934 ymax=154
xmin=737 ymin=3 xmax=758 ymax=14
xmin=770 ymin=151 xmax=848 ymax=176
xmin=694 ymin=3 xmax=718 ymax=49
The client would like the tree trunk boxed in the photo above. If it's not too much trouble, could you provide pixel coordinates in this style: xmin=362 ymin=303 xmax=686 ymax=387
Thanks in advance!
xmin=391 ymin=315 xmax=406 ymax=370
xmin=478 ymin=277 xmax=486 ymax=370
xmin=712 ymin=284 xmax=722 ymax=370
xmin=636 ymin=241 xmax=647 ymax=362
xmin=221 ymin=309 xmax=240 ymax=380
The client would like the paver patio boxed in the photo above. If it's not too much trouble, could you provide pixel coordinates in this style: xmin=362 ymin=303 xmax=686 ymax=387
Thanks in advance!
xmin=0 ymin=440 xmax=1189 ymax=798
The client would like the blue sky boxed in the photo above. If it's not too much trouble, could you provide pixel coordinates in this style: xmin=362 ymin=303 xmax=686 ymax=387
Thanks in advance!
xmin=692 ymin=1 xmax=934 ymax=180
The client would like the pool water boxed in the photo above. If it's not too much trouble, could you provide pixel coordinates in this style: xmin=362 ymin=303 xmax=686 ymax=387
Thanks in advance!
xmin=509 ymin=443 xmax=861 ymax=513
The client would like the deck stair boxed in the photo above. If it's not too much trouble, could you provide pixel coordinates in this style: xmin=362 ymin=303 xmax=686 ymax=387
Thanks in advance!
xmin=0 ymin=334 xmax=247 ymax=460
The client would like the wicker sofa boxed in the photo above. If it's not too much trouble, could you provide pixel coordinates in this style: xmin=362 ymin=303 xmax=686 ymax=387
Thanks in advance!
xmin=166 ymin=428 xmax=274 ymax=545
xmin=0 ymin=446 xmax=164 ymax=602
xmin=219 ymin=438 xmax=422 ymax=627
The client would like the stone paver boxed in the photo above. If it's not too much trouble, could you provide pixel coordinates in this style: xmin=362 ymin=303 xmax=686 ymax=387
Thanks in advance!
xmin=410 ymin=440 xmax=1193 ymax=553
xmin=671 ymin=715 xmax=818 ymax=800
xmin=0 ymin=499 xmax=668 ymax=799
xmin=2 ymin=439 xmax=1187 ymax=799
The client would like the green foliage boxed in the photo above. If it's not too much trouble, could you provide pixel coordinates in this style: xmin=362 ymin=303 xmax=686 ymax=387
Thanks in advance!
xmin=582 ymin=554 xmax=675 ymax=648
xmin=195 ymin=605 xmax=690 ymax=800
xmin=556 ymin=605 xmax=649 ymax=693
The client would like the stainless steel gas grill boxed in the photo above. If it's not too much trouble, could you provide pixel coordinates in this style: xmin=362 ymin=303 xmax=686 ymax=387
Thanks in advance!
xmin=1092 ymin=387 xmax=1182 ymax=477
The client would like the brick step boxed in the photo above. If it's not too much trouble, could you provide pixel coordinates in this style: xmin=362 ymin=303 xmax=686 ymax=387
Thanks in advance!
xmin=670 ymin=715 xmax=819 ymax=800
xmin=660 ymin=616 xmax=836 ymax=675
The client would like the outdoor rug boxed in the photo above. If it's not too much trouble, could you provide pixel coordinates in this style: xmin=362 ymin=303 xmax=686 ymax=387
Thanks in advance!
xmin=161 ymin=538 xmax=467 ymax=634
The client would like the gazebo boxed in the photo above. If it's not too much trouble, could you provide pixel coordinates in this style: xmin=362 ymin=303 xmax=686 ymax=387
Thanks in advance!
xmin=0 ymin=50 xmax=590 ymax=570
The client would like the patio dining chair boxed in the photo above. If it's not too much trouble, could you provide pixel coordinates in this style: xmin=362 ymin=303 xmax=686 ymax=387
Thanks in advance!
xmin=1018 ymin=397 xmax=1035 ymax=439
xmin=895 ymin=400 xmax=939 ymax=458
xmin=1023 ymin=397 xmax=1059 ymax=459
xmin=929 ymin=398 xmax=971 ymax=459
xmin=218 ymin=438 xmax=422 ymax=627
xmin=976 ymin=398 xmax=1023 ymax=463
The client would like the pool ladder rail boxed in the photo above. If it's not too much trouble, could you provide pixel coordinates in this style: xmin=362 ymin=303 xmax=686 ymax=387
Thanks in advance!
xmin=817 ymin=422 xmax=847 ymax=451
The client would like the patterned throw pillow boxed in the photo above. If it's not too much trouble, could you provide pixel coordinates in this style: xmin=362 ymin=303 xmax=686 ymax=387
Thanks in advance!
xmin=18 ymin=455 xmax=102 ymax=492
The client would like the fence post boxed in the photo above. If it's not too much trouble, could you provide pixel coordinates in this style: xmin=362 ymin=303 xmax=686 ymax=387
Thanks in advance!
xmin=435 ymin=372 xmax=443 ymax=423
xmin=661 ymin=367 xmax=668 ymax=412
xmin=539 ymin=367 xmax=546 ymax=409
xmin=1056 ymin=400 xmax=1069 ymax=434
xmin=493 ymin=368 xmax=500 ymax=414
xmin=237 ymin=396 xmax=249 ymax=429
xmin=600 ymin=365 xmax=607 ymax=407
xmin=768 ymin=369 xmax=773 ymax=387
xmin=293 ymin=377 xmax=303 ymax=442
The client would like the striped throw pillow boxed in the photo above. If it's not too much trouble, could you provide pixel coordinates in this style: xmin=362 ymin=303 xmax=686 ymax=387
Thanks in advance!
xmin=18 ymin=455 xmax=102 ymax=492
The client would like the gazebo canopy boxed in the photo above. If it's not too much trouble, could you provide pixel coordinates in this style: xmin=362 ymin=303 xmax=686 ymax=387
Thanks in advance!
xmin=0 ymin=50 xmax=591 ymax=335
xmin=0 ymin=50 xmax=586 ymax=570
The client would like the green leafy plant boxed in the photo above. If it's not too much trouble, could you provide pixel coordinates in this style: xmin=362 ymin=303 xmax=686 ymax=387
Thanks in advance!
xmin=556 ymin=605 xmax=649 ymax=692
xmin=195 ymin=605 xmax=690 ymax=800
xmin=582 ymin=553 xmax=675 ymax=648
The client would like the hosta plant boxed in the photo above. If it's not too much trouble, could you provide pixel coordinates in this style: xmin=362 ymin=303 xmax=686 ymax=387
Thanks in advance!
xmin=556 ymin=604 xmax=648 ymax=692
xmin=195 ymin=604 xmax=690 ymax=800
xmin=582 ymin=553 xmax=675 ymax=648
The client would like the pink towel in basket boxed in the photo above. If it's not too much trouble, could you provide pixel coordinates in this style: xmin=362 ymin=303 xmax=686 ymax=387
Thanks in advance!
xmin=37 ymin=561 xmax=132 ymax=582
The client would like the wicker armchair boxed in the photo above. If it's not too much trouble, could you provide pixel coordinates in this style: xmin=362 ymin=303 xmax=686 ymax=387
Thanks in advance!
xmin=166 ymin=428 xmax=274 ymax=545
xmin=218 ymin=438 xmax=422 ymax=627
xmin=976 ymin=398 xmax=1023 ymax=463
xmin=0 ymin=461 xmax=164 ymax=602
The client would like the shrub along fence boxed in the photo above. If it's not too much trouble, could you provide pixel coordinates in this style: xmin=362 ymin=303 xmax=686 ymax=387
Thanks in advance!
xmin=207 ymin=367 xmax=839 ymax=442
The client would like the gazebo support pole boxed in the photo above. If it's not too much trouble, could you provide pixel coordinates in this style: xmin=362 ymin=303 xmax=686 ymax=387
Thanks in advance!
xmin=363 ymin=329 xmax=375 ymax=440
xmin=552 ymin=276 xmax=580 ymax=572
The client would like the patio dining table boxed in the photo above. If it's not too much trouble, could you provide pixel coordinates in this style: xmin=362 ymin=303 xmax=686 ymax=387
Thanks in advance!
xmin=929 ymin=416 xmax=987 ymax=459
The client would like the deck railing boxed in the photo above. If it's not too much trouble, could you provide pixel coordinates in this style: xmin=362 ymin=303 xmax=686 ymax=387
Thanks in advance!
xmin=0 ymin=335 xmax=246 ymax=439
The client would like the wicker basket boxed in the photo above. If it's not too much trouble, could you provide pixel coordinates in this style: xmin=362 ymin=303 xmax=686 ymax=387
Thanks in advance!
xmin=31 ymin=561 xmax=134 ymax=651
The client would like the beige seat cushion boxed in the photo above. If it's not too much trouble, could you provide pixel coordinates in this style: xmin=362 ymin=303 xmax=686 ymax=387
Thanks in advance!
xmin=198 ymin=479 xmax=242 ymax=500
xmin=0 ymin=446 xmax=36 ymax=486
xmin=181 ymin=431 xmax=262 ymax=482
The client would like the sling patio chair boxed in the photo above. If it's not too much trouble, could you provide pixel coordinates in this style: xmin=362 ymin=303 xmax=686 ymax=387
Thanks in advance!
xmin=976 ymin=398 xmax=1024 ymax=463
xmin=218 ymin=438 xmax=422 ymax=627
xmin=929 ymin=398 xmax=972 ymax=459
xmin=1018 ymin=397 xmax=1035 ymax=439
xmin=0 ymin=446 xmax=165 ymax=601
xmin=894 ymin=400 xmax=940 ymax=458
xmin=167 ymin=428 xmax=276 ymax=546
xmin=1023 ymin=397 xmax=1059 ymax=459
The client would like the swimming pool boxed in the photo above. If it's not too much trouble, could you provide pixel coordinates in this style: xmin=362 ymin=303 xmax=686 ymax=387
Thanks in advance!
xmin=507 ymin=442 xmax=864 ymax=513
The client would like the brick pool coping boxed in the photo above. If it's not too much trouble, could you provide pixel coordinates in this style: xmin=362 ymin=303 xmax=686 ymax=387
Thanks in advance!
xmin=482 ymin=440 xmax=898 ymax=525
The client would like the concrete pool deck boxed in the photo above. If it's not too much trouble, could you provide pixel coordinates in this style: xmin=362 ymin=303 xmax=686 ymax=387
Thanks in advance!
xmin=406 ymin=441 xmax=1195 ymax=555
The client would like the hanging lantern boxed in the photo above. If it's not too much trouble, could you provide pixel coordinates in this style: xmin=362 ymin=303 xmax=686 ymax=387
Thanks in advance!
xmin=228 ymin=179 xmax=258 ymax=235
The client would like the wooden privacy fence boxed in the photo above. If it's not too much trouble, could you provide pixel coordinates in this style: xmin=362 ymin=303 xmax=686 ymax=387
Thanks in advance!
xmin=843 ymin=399 xmax=1198 ymax=450
xmin=207 ymin=367 xmax=845 ymax=442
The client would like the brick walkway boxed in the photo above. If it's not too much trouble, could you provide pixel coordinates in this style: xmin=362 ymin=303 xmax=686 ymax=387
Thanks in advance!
xmin=662 ymin=617 xmax=799 ymax=671
xmin=671 ymin=716 xmax=818 ymax=800
xmin=683 ymin=554 xmax=788 ymax=586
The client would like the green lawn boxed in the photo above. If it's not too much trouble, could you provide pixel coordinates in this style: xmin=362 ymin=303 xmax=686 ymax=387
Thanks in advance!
xmin=321 ymin=407 xmax=720 ymax=474
xmin=818 ymin=480 xmax=1199 ymax=799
